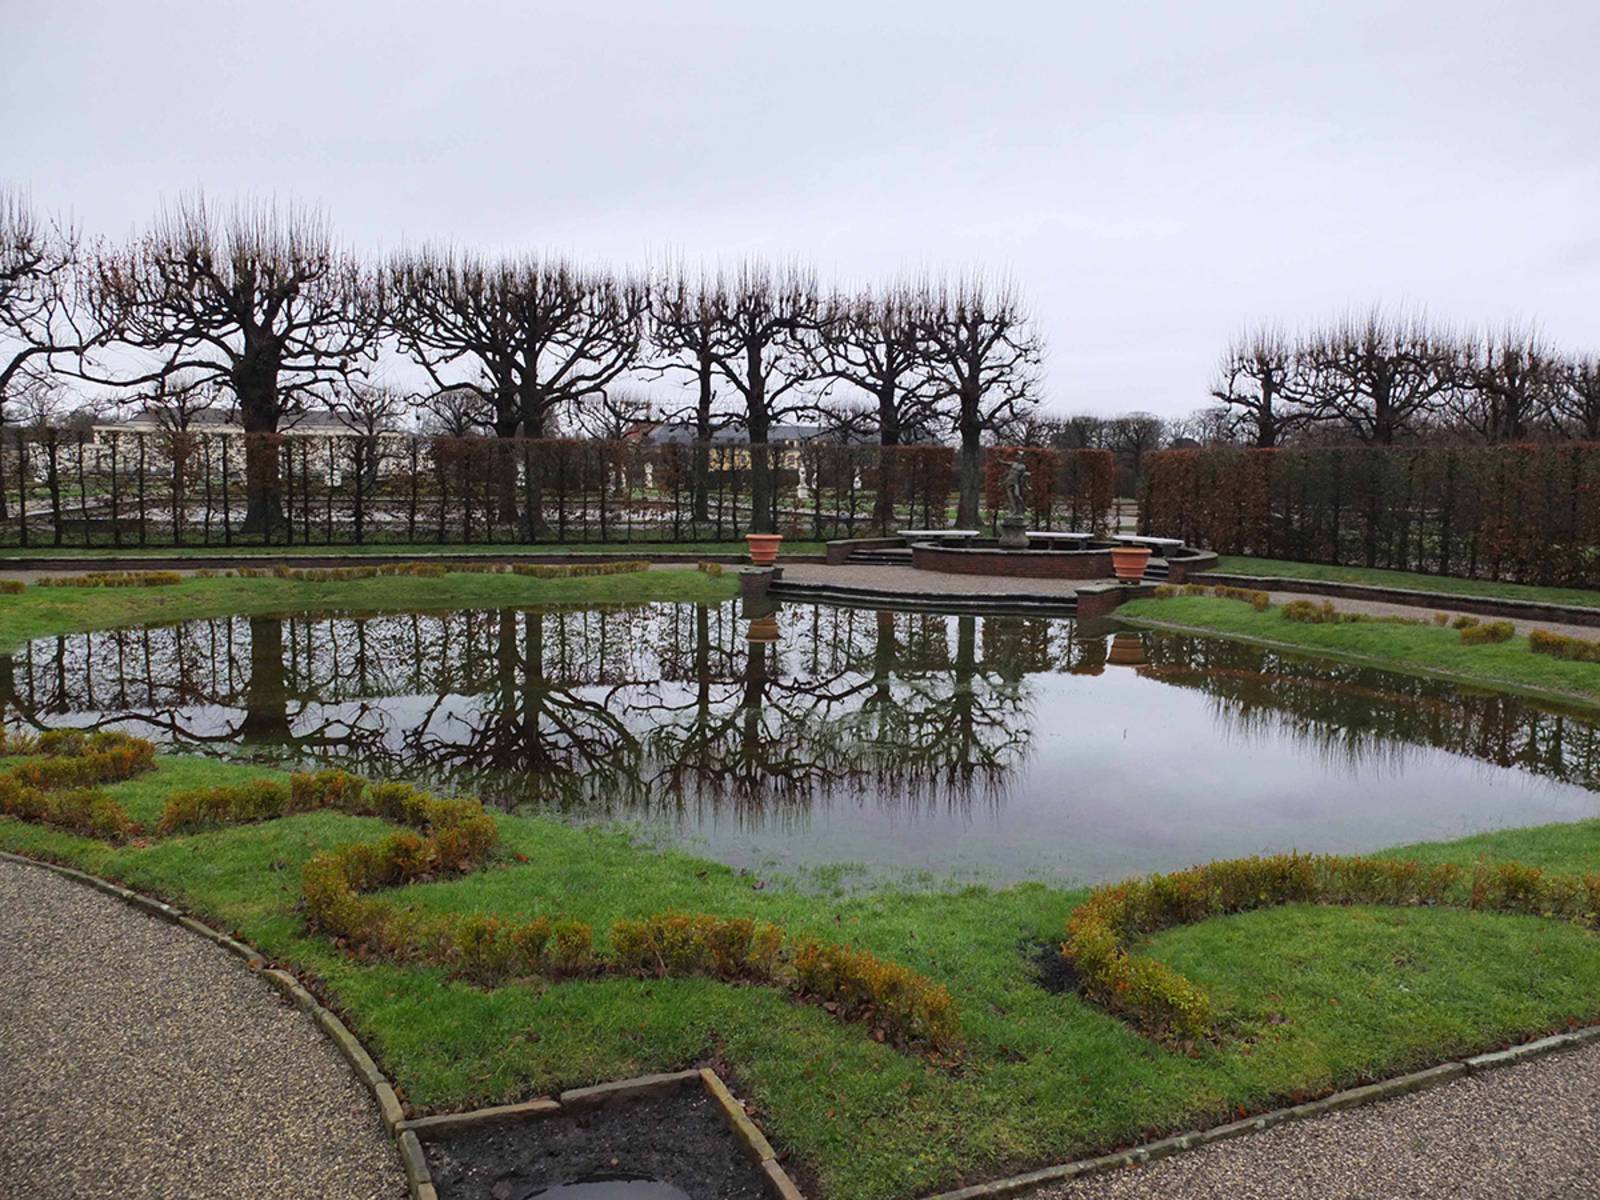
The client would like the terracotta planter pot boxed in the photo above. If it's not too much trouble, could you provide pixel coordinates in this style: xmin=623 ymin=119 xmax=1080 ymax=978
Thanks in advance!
xmin=1107 ymin=631 xmax=1148 ymax=667
xmin=746 ymin=533 xmax=784 ymax=566
xmin=1110 ymin=545 xmax=1151 ymax=582
xmin=745 ymin=614 xmax=781 ymax=644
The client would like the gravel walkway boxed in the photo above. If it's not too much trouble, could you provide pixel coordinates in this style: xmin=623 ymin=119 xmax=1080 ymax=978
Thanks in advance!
xmin=1040 ymin=1042 xmax=1600 ymax=1199
xmin=1261 ymin=589 xmax=1600 ymax=642
xmin=776 ymin=562 xmax=1114 ymax=597
xmin=0 ymin=858 xmax=405 ymax=1200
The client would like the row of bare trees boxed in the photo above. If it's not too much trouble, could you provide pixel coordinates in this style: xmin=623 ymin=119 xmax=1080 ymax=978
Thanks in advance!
xmin=1 ymin=190 xmax=1047 ymax=533
xmin=1209 ymin=313 xmax=1599 ymax=448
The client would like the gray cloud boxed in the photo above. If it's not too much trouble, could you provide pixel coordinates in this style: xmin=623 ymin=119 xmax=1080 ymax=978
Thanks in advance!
xmin=5 ymin=0 xmax=1596 ymax=416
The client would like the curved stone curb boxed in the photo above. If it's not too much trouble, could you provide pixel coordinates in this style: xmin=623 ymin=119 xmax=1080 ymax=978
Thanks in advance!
xmin=916 ymin=1025 xmax=1600 ymax=1200
xmin=0 ymin=850 xmax=430 ymax=1200
xmin=396 ymin=1065 xmax=808 ymax=1199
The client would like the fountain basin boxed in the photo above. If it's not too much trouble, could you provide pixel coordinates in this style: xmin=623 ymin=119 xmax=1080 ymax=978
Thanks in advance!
xmin=911 ymin=538 xmax=1115 ymax=579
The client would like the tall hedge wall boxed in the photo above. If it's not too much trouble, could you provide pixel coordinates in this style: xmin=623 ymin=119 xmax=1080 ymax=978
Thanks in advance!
xmin=1140 ymin=444 xmax=1600 ymax=587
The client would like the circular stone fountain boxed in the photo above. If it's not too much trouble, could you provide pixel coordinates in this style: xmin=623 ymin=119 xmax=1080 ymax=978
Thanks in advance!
xmin=909 ymin=538 xmax=1117 ymax=579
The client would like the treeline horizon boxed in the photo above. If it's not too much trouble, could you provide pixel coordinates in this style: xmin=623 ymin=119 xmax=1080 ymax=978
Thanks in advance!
xmin=3 ymin=189 xmax=1596 ymax=525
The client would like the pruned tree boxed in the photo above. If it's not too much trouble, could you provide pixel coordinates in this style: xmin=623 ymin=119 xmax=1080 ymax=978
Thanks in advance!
xmin=565 ymin=385 xmax=656 ymax=440
xmin=389 ymin=248 xmax=648 ymax=525
xmin=1210 ymin=325 xmax=1310 ymax=447
xmin=812 ymin=285 xmax=936 ymax=446
xmin=1105 ymin=412 xmax=1167 ymax=493
xmin=648 ymin=267 xmax=730 ymax=523
xmin=1556 ymin=356 xmax=1600 ymax=441
xmin=1457 ymin=326 xmax=1562 ymax=443
xmin=0 ymin=189 xmax=92 ymax=412
xmin=702 ymin=261 xmax=820 ymax=534
xmin=914 ymin=275 xmax=1044 ymax=527
xmin=1299 ymin=309 xmax=1458 ymax=445
xmin=420 ymin=385 xmax=493 ymax=437
xmin=85 ymin=197 xmax=379 ymax=532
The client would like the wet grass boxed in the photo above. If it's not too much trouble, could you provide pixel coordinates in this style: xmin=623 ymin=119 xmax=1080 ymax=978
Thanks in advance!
xmin=1215 ymin=556 xmax=1600 ymax=610
xmin=5 ymin=753 xmax=1600 ymax=1200
xmin=1119 ymin=595 xmax=1600 ymax=707
xmin=0 ymin=569 xmax=738 ymax=654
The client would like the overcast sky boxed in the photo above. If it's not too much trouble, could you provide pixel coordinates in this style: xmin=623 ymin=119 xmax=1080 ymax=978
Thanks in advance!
xmin=5 ymin=0 xmax=1597 ymax=420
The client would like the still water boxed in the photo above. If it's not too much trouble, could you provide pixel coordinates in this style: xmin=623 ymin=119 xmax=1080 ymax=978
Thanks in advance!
xmin=5 ymin=602 xmax=1598 ymax=885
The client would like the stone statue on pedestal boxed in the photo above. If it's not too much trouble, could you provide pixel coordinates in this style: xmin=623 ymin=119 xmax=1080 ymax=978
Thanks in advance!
xmin=998 ymin=458 xmax=1031 ymax=550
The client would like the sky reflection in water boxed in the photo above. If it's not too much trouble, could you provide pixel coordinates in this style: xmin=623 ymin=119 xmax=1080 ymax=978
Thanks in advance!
xmin=5 ymin=601 xmax=1598 ymax=886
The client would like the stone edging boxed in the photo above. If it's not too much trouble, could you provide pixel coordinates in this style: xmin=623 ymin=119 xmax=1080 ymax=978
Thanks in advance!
xmin=916 ymin=1024 xmax=1600 ymax=1199
xmin=395 ymin=1066 xmax=807 ymax=1200
xmin=0 ymin=851 xmax=434 ymax=1200
xmin=1194 ymin=570 xmax=1600 ymax=629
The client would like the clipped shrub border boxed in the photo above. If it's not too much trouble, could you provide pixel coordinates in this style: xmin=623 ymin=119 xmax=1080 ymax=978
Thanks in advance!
xmin=1531 ymin=628 xmax=1600 ymax=663
xmin=34 ymin=570 xmax=184 ymax=587
xmin=1 ymin=736 xmax=958 ymax=1054
xmin=1063 ymin=852 xmax=1600 ymax=1041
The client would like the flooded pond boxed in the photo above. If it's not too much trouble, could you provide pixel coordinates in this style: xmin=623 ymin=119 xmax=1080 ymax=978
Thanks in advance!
xmin=5 ymin=601 xmax=1599 ymax=885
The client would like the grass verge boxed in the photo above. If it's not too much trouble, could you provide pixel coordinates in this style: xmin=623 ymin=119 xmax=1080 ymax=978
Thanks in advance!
xmin=1214 ymin=555 xmax=1600 ymax=611
xmin=3 ymin=750 xmax=1600 ymax=1200
xmin=1119 ymin=595 xmax=1600 ymax=708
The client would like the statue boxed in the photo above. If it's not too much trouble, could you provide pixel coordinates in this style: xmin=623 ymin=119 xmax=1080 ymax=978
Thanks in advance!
xmin=1002 ymin=457 xmax=1030 ymax=518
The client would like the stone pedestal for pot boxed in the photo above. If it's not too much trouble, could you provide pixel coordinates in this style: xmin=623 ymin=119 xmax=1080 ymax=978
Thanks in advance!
xmin=1110 ymin=545 xmax=1151 ymax=582
xmin=745 ymin=534 xmax=783 ymax=566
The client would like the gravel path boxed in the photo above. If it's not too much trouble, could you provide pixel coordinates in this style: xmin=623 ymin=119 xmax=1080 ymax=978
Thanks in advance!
xmin=1261 ymin=589 xmax=1600 ymax=642
xmin=1040 ymin=1042 xmax=1600 ymax=1199
xmin=776 ymin=562 xmax=1114 ymax=596
xmin=0 ymin=858 xmax=405 ymax=1200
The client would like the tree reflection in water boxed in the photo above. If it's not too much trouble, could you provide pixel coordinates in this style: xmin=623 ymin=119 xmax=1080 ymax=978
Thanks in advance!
xmin=5 ymin=605 xmax=1599 ymax=838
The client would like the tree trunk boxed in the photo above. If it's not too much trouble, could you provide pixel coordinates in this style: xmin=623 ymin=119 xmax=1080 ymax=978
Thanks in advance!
xmin=237 ymin=370 xmax=285 ymax=535
xmin=240 ymin=617 xmax=291 ymax=743
xmin=693 ymin=352 xmax=713 ymax=523
xmin=956 ymin=384 xmax=982 ymax=527
xmin=874 ymin=383 xmax=900 ymax=531
xmin=746 ymin=346 xmax=775 ymax=534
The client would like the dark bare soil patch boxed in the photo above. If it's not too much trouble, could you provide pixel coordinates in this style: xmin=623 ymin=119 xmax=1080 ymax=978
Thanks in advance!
xmin=422 ymin=1088 xmax=767 ymax=1200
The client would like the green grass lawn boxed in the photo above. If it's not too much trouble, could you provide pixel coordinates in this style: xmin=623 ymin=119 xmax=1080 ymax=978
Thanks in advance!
xmin=0 ymin=539 xmax=828 ymax=559
xmin=1120 ymin=595 xmax=1600 ymax=708
xmin=5 ymin=571 xmax=1600 ymax=1199
xmin=1214 ymin=555 xmax=1600 ymax=610
xmin=4 ymin=757 xmax=1600 ymax=1200
xmin=0 ymin=569 xmax=738 ymax=653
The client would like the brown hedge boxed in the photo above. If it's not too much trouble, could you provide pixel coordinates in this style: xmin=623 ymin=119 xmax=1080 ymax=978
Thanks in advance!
xmin=1140 ymin=444 xmax=1600 ymax=587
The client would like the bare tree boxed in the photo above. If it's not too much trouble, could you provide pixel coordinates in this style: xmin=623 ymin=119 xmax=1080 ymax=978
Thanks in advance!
xmin=566 ymin=385 xmax=657 ymax=440
xmin=702 ymin=261 xmax=820 ymax=534
xmin=0 ymin=189 xmax=93 ymax=410
xmin=648 ymin=267 xmax=729 ymax=523
xmin=389 ymin=248 xmax=648 ymax=525
xmin=420 ymin=385 xmax=493 ymax=437
xmin=1210 ymin=326 xmax=1309 ymax=447
xmin=1299 ymin=309 xmax=1459 ymax=445
xmin=1105 ymin=412 xmax=1167 ymax=492
xmin=1556 ymin=356 xmax=1600 ymax=441
xmin=812 ymin=285 xmax=936 ymax=446
xmin=85 ymin=197 xmax=379 ymax=532
xmin=1457 ymin=326 xmax=1562 ymax=443
xmin=914 ymin=275 xmax=1044 ymax=527
xmin=1170 ymin=405 xmax=1237 ymax=447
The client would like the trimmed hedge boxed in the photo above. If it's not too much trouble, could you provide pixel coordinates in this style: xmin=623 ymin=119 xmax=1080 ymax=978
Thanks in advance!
xmin=1064 ymin=852 xmax=1600 ymax=1041
xmin=1530 ymin=628 xmax=1600 ymax=663
xmin=1460 ymin=619 xmax=1515 ymax=645
xmin=0 ymin=729 xmax=153 ymax=840
xmin=0 ymin=579 xmax=23 ymax=595
xmin=1141 ymin=444 xmax=1600 ymax=587
xmin=35 ymin=571 xmax=184 ymax=587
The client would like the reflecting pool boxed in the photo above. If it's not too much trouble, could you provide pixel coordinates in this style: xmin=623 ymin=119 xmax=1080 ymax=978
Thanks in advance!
xmin=6 ymin=602 xmax=1598 ymax=884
